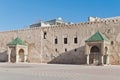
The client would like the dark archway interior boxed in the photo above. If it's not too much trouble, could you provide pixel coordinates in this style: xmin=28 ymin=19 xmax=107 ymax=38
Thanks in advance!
xmin=89 ymin=46 xmax=101 ymax=64
xmin=90 ymin=46 xmax=100 ymax=52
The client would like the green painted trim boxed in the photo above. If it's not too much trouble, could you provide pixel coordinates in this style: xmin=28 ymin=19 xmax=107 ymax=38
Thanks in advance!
xmin=7 ymin=37 xmax=26 ymax=46
xmin=86 ymin=31 xmax=109 ymax=42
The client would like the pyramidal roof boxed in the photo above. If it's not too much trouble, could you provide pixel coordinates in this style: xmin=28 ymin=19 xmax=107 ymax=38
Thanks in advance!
xmin=86 ymin=31 xmax=109 ymax=42
xmin=7 ymin=37 xmax=26 ymax=46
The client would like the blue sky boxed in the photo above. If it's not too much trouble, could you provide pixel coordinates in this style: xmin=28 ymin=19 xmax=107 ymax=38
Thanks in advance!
xmin=0 ymin=0 xmax=120 ymax=31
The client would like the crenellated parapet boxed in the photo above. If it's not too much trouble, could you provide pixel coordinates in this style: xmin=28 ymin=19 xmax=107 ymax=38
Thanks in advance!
xmin=0 ymin=16 xmax=119 ymax=64
xmin=0 ymin=17 xmax=120 ymax=34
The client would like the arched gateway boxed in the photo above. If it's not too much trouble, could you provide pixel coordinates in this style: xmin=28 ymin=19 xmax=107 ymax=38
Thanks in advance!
xmin=18 ymin=49 xmax=25 ymax=62
xmin=85 ymin=31 xmax=110 ymax=65
xmin=89 ymin=46 xmax=101 ymax=64
xmin=7 ymin=37 xmax=28 ymax=63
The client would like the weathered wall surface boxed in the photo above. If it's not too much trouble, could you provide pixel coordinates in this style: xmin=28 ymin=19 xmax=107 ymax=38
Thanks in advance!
xmin=0 ymin=28 xmax=42 ymax=62
xmin=0 ymin=19 xmax=120 ymax=64
xmin=40 ymin=19 xmax=120 ymax=64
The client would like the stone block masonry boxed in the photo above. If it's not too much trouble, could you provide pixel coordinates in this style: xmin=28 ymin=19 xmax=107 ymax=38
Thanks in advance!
xmin=0 ymin=18 xmax=120 ymax=64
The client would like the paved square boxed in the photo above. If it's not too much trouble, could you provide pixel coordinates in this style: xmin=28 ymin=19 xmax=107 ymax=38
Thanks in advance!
xmin=0 ymin=63 xmax=119 ymax=80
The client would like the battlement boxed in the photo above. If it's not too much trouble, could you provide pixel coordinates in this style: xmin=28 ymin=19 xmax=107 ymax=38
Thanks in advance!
xmin=0 ymin=16 xmax=120 ymax=64
xmin=88 ymin=16 xmax=120 ymax=22
xmin=0 ymin=16 xmax=120 ymax=34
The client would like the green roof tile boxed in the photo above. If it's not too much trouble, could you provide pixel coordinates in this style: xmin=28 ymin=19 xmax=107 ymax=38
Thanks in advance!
xmin=7 ymin=37 xmax=26 ymax=46
xmin=86 ymin=31 xmax=109 ymax=42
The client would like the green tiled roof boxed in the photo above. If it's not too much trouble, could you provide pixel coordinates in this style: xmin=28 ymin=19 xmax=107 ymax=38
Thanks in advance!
xmin=7 ymin=37 xmax=26 ymax=46
xmin=86 ymin=31 xmax=109 ymax=42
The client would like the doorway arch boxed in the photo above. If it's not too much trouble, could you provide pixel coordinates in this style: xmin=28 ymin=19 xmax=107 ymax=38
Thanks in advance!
xmin=18 ymin=49 xmax=24 ymax=62
xmin=91 ymin=46 xmax=100 ymax=52
xmin=89 ymin=46 xmax=101 ymax=64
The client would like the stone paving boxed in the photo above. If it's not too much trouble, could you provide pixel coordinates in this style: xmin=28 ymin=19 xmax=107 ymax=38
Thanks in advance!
xmin=0 ymin=63 xmax=119 ymax=80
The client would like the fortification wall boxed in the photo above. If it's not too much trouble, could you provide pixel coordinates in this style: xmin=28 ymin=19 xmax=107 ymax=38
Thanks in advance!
xmin=0 ymin=19 xmax=120 ymax=64
xmin=42 ymin=19 xmax=120 ymax=64
xmin=0 ymin=28 xmax=42 ymax=62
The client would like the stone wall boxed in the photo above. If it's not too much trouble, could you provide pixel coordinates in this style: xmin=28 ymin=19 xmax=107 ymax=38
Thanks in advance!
xmin=0 ymin=28 xmax=42 ymax=63
xmin=0 ymin=19 xmax=120 ymax=64
xmin=39 ymin=19 xmax=120 ymax=64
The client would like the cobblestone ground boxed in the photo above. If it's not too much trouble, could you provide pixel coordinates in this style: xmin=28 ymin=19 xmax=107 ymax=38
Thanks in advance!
xmin=0 ymin=63 xmax=119 ymax=80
